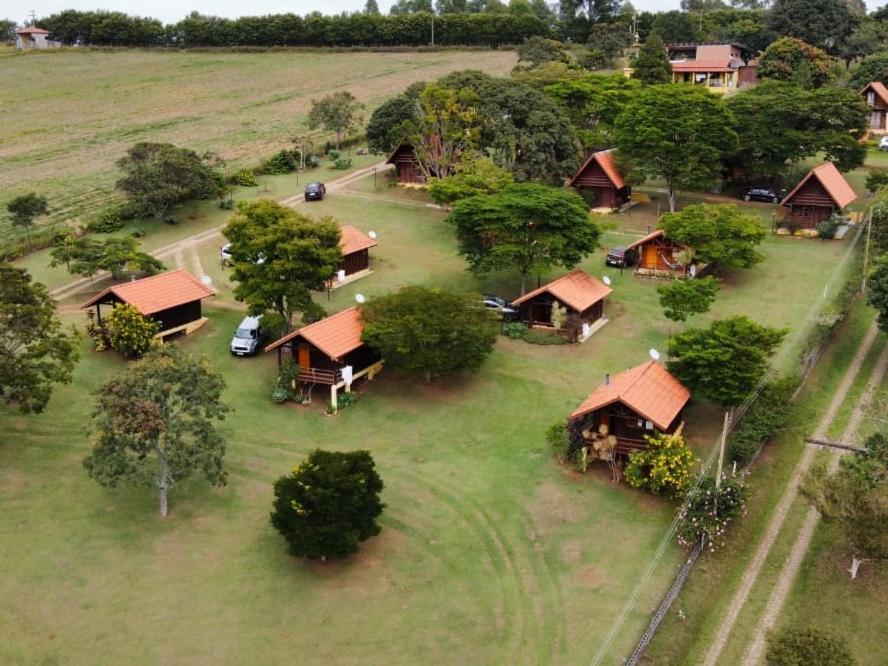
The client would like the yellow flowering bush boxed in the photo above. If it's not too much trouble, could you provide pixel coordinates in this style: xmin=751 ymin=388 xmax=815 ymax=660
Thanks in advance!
xmin=624 ymin=430 xmax=697 ymax=497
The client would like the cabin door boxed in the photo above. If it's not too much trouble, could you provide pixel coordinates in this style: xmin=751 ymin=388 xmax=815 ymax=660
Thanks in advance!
xmin=298 ymin=344 xmax=311 ymax=369
xmin=643 ymin=245 xmax=657 ymax=269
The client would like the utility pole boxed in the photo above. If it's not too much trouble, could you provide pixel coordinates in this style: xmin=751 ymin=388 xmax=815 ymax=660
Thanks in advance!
xmin=28 ymin=9 xmax=37 ymax=26
xmin=430 ymin=13 xmax=435 ymax=47
xmin=863 ymin=208 xmax=873 ymax=292
xmin=715 ymin=411 xmax=731 ymax=490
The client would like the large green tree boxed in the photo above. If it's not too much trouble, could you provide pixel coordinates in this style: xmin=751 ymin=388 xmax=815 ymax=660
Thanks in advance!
xmin=116 ymin=142 xmax=222 ymax=220
xmin=6 ymin=192 xmax=49 ymax=230
xmin=849 ymin=51 xmax=888 ymax=88
xmin=307 ymin=90 xmax=365 ymax=151
xmin=767 ymin=0 xmax=856 ymax=55
xmin=667 ymin=316 xmax=786 ymax=405
xmin=728 ymin=81 xmax=868 ymax=180
xmin=544 ymin=72 xmax=641 ymax=149
xmin=427 ymin=154 xmax=514 ymax=206
xmin=50 ymin=236 xmax=164 ymax=279
xmin=657 ymin=276 xmax=721 ymax=323
xmin=632 ymin=33 xmax=671 ymax=85
xmin=0 ymin=265 xmax=79 ymax=414
xmin=222 ymin=200 xmax=342 ymax=328
xmin=651 ymin=10 xmax=699 ymax=43
xmin=447 ymin=183 xmax=600 ymax=294
xmin=801 ymin=432 xmax=888 ymax=578
xmin=271 ymin=449 xmax=385 ymax=560
xmin=361 ymin=286 xmax=498 ymax=382
xmin=659 ymin=204 xmax=767 ymax=270
xmin=83 ymin=346 xmax=228 ymax=517
xmin=514 ymin=35 xmax=570 ymax=70
xmin=614 ymin=85 xmax=738 ymax=212
xmin=758 ymin=37 xmax=833 ymax=88
xmin=365 ymin=82 xmax=425 ymax=154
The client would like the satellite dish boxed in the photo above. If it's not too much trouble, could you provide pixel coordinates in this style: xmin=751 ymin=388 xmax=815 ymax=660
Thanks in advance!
xmin=368 ymin=230 xmax=377 ymax=240
xmin=649 ymin=348 xmax=661 ymax=361
xmin=603 ymin=275 xmax=612 ymax=286
xmin=355 ymin=293 xmax=366 ymax=304
xmin=201 ymin=275 xmax=212 ymax=286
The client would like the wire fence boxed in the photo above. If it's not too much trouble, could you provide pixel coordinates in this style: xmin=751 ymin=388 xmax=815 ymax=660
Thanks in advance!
xmin=593 ymin=215 xmax=870 ymax=665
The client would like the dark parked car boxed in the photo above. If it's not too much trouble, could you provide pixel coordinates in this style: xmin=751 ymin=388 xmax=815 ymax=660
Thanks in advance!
xmin=742 ymin=186 xmax=783 ymax=204
xmin=483 ymin=294 xmax=520 ymax=321
xmin=605 ymin=246 xmax=637 ymax=268
xmin=304 ymin=182 xmax=326 ymax=200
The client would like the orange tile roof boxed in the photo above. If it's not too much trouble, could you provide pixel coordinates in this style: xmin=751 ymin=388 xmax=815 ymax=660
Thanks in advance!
xmin=862 ymin=81 xmax=888 ymax=107
xmin=264 ymin=306 xmax=364 ymax=360
xmin=339 ymin=225 xmax=377 ymax=256
xmin=782 ymin=162 xmax=858 ymax=210
xmin=626 ymin=228 xmax=666 ymax=251
xmin=511 ymin=269 xmax=612 ymax=312
xmin=80 ymin=269 xmax=214 ymax=316
xmin=569 ymin=149 xmax=625 ymax=189
xmin=16 ymin=27 xmax=49 ymax=34
xmin=570 ymin=360 xmax=691 ymax=430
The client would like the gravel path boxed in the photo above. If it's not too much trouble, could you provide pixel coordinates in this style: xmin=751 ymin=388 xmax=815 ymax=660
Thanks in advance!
xmin=742 ymin=339 xmax=888 ymax=664
xmin=702 ymin=321 xmax=882 ymax=666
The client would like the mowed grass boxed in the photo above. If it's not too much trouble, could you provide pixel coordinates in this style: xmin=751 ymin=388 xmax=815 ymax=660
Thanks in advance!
xmin=1 ymin=173 xmax=864 ymax=665
xmin=0 ymin=47 xmax=515 ymax=226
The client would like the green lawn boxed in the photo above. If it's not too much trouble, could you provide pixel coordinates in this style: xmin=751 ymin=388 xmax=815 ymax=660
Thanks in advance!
xmin=1 ymin=172 xmax=869 ymax=664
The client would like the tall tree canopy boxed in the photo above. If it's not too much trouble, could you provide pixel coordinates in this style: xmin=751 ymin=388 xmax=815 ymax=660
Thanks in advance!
xmin=307 ymin=91 xmax=365 ymax=151
xmin=271 ymin=449 xmax=385 ymax=560
xmin=0 ymin=265 xmax=79 ymax=414
xmin=614 ymin=85 xmax=738 ymax=212
xmin=515 ymin=36 xmax=570 ymax=70
xmin=116 ymin=142 xmax=222 ymax=220
xmin=758 ymin=37 xmax=833 ymax=88
xmin=83 ymin=346 xmax=228 ymax=517
xmin=632 ymin=33 xmax=671 ymax=85
xmin=365 ymin=82 xmax=425 ymax=154
xmin=657 ymin=276 xmax=721 ymax=323
xmin=361 ymin=286 xmax=498 ymax=382
xmin=50 ymin=236 xmax=164 ymax=279
xmin=6 ymin=193 xmax=49 ymax=230
xmin=222 ymin=200 xmax=342 ymax=327
xmin=651 ymin=9 xmax=699 ymax=43
xmin=667 ymin=315 xmax=786 ymax=405
xmin=849 ymin=50 xmax=888 ymax=88
xmin=545 ymin=73 xmax=641 ymax=149
xmin=427 ymin=154 xmax=514 ymax=206
xmin=447 ymin=183 xmax=600 ymax=294
xmin=658 ymin=204 xmax=767 ymax=270
xmin=767 ymin=0 xmax=856 ymax=55
xmin=728 ymin=81 xmax=868 ymax=180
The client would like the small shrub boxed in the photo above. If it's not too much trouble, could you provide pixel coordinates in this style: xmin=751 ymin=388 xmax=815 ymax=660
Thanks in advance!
xmin=270 ymin=386 xmax=291 ymax=404
xmin=218 ymin=198 xmax=234 ymax=210
xmin=333 ymin=157 xmax=351 ymax=170
xmin=816 ymin=214 xmax=841 ymax=240
xmin=306 ymin=154 xmax=320 ymax=168
xmin=130 ymin=228 xmax=146 ymax=238
xmin=115 ymin=199 xmax=149 ymax=221
xmin=105 ymin=303 xmax=160 ymax=357
xmin=327 ymin=148 xmax=341 ymax=160
xmin=234 ymin=169 xmax=259 ymax=187
xmin=677 ymin=474 xmax=748 ymax=551
xmin=546 ymin=421 xmax=570 ymax=463
xmin=271 ymin=359 xmax=300 ymax=403
xmin=87 ymin=209 xmax=125 ymax=233
xmin=503 ymin=322 xmax=528 ymax=339
xmin=765 ymin=626 xmax=855 ymax=666
xmin=338 ymin=391 xmax=358 ymax=408
xmin=262 ymin=149 xmax=298 ymax=175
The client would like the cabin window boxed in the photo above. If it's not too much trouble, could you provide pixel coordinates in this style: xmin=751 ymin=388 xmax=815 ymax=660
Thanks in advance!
xmin=868 ymin=91 xmax=875 ymax=106
xmin=796 ymin=206 xmax=812 ymax=220
xmin=645 ymin=420 xmax=654 ymax=430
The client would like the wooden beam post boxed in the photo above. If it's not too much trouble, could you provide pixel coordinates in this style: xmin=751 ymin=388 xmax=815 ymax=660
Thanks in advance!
xmin=330 ymin=385 xmax=338 ymax=411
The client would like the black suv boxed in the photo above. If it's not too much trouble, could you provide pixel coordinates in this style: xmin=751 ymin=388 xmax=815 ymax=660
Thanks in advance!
xmin=605 ymin=246 xmax=637 ymax=268
xmin=741 ymin=186 xmax=782 ymax=204
xmin=304 ymin=182 xmax=326 ymax=201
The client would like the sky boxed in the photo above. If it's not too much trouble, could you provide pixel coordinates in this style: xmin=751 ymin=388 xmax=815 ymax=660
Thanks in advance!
xmin=1 ymin=1 xmax=886 ymax=26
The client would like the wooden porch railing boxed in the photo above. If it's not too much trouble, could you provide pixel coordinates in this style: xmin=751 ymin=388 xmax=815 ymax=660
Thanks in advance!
xmin=296 ymin=367 xmax=342 ymax=385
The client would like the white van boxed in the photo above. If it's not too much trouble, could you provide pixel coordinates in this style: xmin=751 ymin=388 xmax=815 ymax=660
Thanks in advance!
xmin=230 ymin=315 xmax=263 ymax=356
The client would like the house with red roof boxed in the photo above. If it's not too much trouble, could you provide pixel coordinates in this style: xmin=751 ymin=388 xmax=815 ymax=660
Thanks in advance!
xmin=333 ymin=225 xmax=377 ymax=285
xmin=81 ymin=269 xmax=215 ymax=339
xmin=861 ymin=81 xmax=888 ymax=133
xmin=15 ymin=27 xmax=51 ymax=51
xmin=781 ymin=162 xmax=858 ymax=229
xmin=626 ymin=229 xmax=696 ymax=278
xmin=264 ymin=307 xmax=383 ymax=409
xmin=667 ymin=43 xmax=755 ymax=92
xmin=568 ymin=360 xmax=691 ymax=455
xmin=569 ymin=150 xmax=630 ymax=210
xmin=511 ymin=270 xmax=612 ymax=342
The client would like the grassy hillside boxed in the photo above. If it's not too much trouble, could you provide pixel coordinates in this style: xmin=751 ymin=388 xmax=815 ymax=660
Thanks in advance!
xmin=0 ymin=48 xmax=515 ymax=225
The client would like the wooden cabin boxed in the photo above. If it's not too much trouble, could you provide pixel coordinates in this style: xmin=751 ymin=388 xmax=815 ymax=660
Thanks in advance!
xmin=332 ymin=225 xmax=377 ymax=286
xmin=568 ymin=360 xmax=691 ymax=456
xmin=81 ymin=269 xmax=214 ymax=339
xmin=781 ymin=162 xmax=858 ymax=229
xmin=626 ymin=229 xmax=695 ymax=278
xmin=386 ymin=143 xmax=426 ymax=184
xmin=569 ymin=149 xmax=630 ymax=210
xmin=511 ymin=270 xmax=612 ymax=343
xmin=264 ymin=307 xmax=383 ymax=409
xmin=862 ymin=81 xmax=888 ymax=133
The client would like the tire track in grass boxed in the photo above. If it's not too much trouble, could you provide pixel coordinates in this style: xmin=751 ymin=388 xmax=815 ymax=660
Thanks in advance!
xmin=702 ymin=321 xmax=881 ymax=666
xmin=742 ymin=339 xmax=888 ymax=665
xmin=396 ymin=468 xmax=566 ymax=664
xmin=189 ymin=244 xmax=205 ymax=280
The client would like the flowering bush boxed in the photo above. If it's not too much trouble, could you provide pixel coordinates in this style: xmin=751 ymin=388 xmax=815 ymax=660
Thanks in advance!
xmin=677 ymin=474 xmax=748 ymax=551
xmin=624 ymin=429 xmax=697 ymax=497
xmin=105 ymin=303 xmax=159 ymax=357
